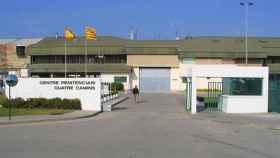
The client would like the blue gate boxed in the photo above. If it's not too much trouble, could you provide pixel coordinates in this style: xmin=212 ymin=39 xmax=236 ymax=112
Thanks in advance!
xmin=139 ymin=68 xmax=171 ymax=93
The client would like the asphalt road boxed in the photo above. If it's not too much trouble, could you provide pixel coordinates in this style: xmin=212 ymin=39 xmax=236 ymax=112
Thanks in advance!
xmin=0 ymin=93 xmax=279 ymax=158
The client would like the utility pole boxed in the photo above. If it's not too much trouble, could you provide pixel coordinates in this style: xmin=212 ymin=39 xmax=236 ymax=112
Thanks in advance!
xmin=240 ymin=2 xmax=254 ymax=65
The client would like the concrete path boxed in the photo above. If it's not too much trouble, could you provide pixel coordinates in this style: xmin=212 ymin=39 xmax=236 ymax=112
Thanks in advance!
xmin=192 ymin=111 xmax=280 ymax=130
xmin=0 ymin=93 xmax=279 ymax=158
xmin=113 ymin=93 xmax=185 ymax=113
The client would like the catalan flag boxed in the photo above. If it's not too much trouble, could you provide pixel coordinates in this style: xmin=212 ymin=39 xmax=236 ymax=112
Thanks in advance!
xmin=64 ymin=27 xmax=75 ymax=40
xmin=85 ymin=26 xmax=96 ymax=40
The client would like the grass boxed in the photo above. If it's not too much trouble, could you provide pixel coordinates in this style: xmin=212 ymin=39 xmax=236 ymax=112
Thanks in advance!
xmin=197 ymin=89 xmax=223 ymax=92
xmin=0 ymin=107 xmax=76 ymax=117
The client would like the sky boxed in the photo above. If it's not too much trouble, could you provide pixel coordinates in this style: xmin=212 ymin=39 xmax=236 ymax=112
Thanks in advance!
xmin=0 ymin=0 xmax=279 ymax=39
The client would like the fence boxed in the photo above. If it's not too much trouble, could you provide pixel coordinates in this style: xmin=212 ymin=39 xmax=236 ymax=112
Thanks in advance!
xmin=101 ymin=82 xmax=121 ymax=111
xmin=185 ymin=81 xmax=192 ymax=112
xmin=206 ymin=82 xmax=223 ymax=112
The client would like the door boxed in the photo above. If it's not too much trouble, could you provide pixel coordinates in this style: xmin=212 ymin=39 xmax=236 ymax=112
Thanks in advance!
xmin=139 ymin=68 xmax=170 ymax=93
xmin=269 ymin=74 xmax=280 ymax=113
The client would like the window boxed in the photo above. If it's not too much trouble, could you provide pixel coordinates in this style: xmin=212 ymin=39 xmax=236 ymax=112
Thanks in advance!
xmin=223 ymin=78 xmax=262 ymax=96
xmin=56 ymin=56 xmax=65 ymax=64
xmin=182 ymin=77 xmax=188 ymax=83
xmin=104 ymin=55 xmax=127 ymax=64
xmin=16 ymin=46 xmax=26 ymax=57
xmin=114 ymin=76 xmax=127 ymax=83
xmin=49 ymin=56 xmax=56 ymax=63
xmin=182 ymin=58 xmax=195 ymax=64
xmin=0 ymin=80 xmax=4 ymax=88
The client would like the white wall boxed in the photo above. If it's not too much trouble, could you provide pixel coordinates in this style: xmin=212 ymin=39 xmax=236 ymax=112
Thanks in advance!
xmin=131 ymin=67 xmax=139 ymax=88
xmin=170 ymin=68 xmax=184 ymax=91
xmin=186 ymin=65 xmax=268 ymax=78
xmin=196 ymin=78 xmax=222 ymax=89
xmin=222 ymin=96 xmax=267 ymax=113
xmin=100 ymin=73 xmax=130 ymax=90
xmin=179 ymin=63 xmax=232 ymax=90
xmin=6 ymin=78 xmax=102 ymax=111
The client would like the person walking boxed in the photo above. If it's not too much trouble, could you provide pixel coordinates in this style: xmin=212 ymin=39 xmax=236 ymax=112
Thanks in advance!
xmin=132 ymin=85 xmax=139 ymax=103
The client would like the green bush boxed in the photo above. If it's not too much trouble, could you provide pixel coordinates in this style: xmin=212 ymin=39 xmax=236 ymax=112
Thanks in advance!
xmin=110 ymin=82 xmax=124 ymax=93
xmin=2 ymin=97 xmax=81 ymax=110
xmin=0 ymin=94 xmax=8 ymax=108
xmin=197 ymin=89 xmax=222 ymax=92
xmin=10 ymin=98 xmax=26 ymax=108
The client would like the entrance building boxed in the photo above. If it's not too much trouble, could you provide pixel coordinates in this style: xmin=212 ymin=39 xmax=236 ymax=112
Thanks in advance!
xmin=19 ymin=36 xmax=280 ymax=113
xmin=182 ymin=65 xmax=269 ymax=114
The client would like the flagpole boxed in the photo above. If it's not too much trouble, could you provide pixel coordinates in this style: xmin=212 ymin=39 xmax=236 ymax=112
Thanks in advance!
xmin=84 ymin=39 xmax=88 ymax=77
xmin=64 ymin=39 xmax=67 ymax=78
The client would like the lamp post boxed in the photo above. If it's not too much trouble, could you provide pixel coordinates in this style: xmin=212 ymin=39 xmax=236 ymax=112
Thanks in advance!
xmin=240 ymin=2 xmax=254 ymax=65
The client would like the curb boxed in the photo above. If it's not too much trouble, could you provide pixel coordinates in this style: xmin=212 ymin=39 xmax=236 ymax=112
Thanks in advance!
xmin=0 ymin=111 xmax=103 ymax=126
xmin=112 ymin=96 xmax=129 ymax=108
xmin=0 ymin=95 xmax=129 ymax=126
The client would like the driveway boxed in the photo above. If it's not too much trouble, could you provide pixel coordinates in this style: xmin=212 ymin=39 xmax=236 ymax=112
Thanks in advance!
xmin=114 ymin=93 xmax=186 ymax=113
xmin=0 ymin=93 xmax=279 ymax=158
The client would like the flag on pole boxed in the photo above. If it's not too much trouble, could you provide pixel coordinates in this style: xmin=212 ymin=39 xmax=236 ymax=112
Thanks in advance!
xmin=84 ymin=26 xmax=96 ymax=77
xmin=64 ymin=27 xmax=75 ymax=78
xmin=85 ymin=26 xmax=96 ymax=40
xmin=65 ymin=27 xmax=75 ymax=40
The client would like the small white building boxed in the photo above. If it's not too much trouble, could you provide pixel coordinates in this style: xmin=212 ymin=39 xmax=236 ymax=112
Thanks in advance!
xmin=181 ymin=65 xmax=269 ymax=114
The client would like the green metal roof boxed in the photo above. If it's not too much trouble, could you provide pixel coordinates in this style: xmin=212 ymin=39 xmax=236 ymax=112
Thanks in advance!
xmin=30 ymin=46 xmax=125 ymax=55
xmin=178 ymin=51 xmax=267 ymax=58
xmin=28 ymin=36 xmax=280 ymax=58
xmin=28 ymin=36 xmax=126 ymax=55
xmin=178 ymin=37 xmax=280 ymax=58
xmin=31 ymin=64 xmax=131 ymax=73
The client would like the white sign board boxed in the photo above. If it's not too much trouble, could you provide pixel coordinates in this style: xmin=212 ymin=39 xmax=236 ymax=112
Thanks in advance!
xmin=5 ymin=78 xmax=102 ymax=111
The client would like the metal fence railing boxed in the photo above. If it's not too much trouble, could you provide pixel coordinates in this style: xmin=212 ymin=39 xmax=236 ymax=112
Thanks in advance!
xmin=185 ymin=81 xmax=192 ymax=112
xmin=206 ymin=82 xmax=223 ymax=112
xmin=101 ymin=82 xmax=120 ymax=111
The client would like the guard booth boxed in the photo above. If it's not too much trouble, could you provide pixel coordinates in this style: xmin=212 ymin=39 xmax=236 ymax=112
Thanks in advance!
xmin=182 ymin=65 xmax=269 ymax=114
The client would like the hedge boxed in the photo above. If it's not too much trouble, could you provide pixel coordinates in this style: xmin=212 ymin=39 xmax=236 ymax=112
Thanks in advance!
xmin=0 ymin=94 xmax=8 ymax=108
xmin=110 ymin=82 xmax=124 ymax=93
xmin=0 ymin=95 xmax=81 ymax=110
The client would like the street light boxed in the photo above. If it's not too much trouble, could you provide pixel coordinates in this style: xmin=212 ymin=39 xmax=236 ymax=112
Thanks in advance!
xmin=240 ymin=2 xmax=254 ymax=65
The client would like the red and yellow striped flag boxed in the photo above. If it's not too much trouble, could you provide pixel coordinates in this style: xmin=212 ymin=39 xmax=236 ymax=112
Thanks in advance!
xmin=64 ymin=27 xmax=75 ymax=40
xmin=85 ymin=26 xmax=96 ymax=40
